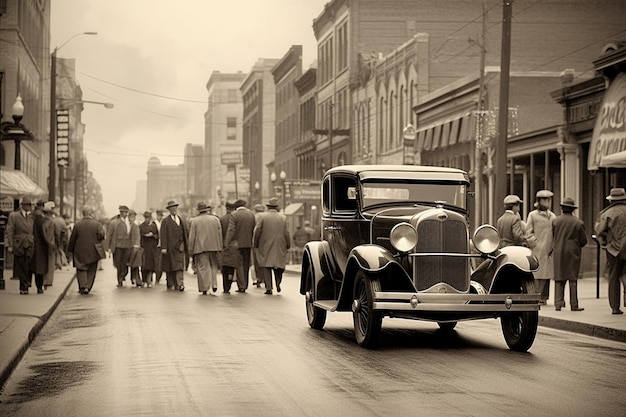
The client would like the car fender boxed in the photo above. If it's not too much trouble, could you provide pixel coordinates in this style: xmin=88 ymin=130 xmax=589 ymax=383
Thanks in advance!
xmin=300 ymin=241 xmax=338 ymax=300
xmin=473 ymin=246 xmax=539 ymax=292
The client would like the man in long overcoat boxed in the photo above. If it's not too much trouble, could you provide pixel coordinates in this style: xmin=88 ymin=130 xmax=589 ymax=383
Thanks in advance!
xmin=30 ymin=201 xmax=56 ymax=293
xmin=188 ymin=202 xmax=222 ymax=294
xmin=224 ymin=199 xmax=256 ymax=292
xmin=526 ymin=190 xmax=556 ymax=304
xmin=595 ymin=187 xmax=626 ymax=314
xmin=5 ymin=197 xmax=34 ymax=294
xmin=160 ymin=200 xmax=189 ymax=291
xmin=219 ymin=202 xmax=238 ymax=293
xmin=67 ymin=205 xmax=106 ymax=294
xmin=253 ymin=198 xmax=290 ymax=295
xmin=139 ymin=210 xmax=159 ymax=287
xmin=552 ymin=198 xmax=587 ymax=311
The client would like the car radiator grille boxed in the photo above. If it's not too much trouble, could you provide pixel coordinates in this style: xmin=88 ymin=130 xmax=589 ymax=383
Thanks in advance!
xmin=414 ymin=219 xmax=469 ymax=292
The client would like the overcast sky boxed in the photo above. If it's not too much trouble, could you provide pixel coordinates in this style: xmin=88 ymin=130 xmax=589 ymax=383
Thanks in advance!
xmin=51 ymin=0 xmax=327 ymax=217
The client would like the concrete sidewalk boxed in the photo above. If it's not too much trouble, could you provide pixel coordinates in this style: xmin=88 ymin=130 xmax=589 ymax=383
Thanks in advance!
xmin=1 ymin=263 xmax=625 ymax=388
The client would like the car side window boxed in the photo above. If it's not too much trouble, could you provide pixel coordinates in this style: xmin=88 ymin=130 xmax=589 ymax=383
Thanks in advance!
xmin=333 ymin=176 xmax=357 ymax=213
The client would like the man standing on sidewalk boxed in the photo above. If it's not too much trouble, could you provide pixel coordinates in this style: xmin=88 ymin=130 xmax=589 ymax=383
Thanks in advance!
xmin=552 ymin=198 xmax=587 ymax=312
xmin=160 ymin=200 xmax=189 ymax=291
xmin=5 ymin=197 xmax=34 ymax=294
xmin=67 ymin=206 xmax=106 ymax=294
xmin=526 ymin=190 xmax=556 ymax=304
xmin=595 ymin=187 xmax=626 ymax=315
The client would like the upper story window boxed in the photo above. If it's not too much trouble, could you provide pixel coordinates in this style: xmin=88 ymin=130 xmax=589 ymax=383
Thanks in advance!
xmin=227 ymin=117 xmax=237 ymax=140
xmin=337 ymin=20 xmax=348 ymax=73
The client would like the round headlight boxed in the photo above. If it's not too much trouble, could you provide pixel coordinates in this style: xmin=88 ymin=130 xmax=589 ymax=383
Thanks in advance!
xmin=390 ymin=222 xmax=417 ymax=253
xmin=473 ymin=224 xmax=500 ymax=254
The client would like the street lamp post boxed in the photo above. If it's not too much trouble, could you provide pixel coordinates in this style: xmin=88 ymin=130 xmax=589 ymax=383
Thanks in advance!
xmin=49 ymin=31 xmax=98 ymax=205
xmin=270 ymin=172 xmax=277 ymax=197
xmin=254 ymin=181 xmax=260 ymax=205
xmin=0 ymin=95 xmax=34 ymax=170
xmin=279 ymin=170 xmax=287 ymax=210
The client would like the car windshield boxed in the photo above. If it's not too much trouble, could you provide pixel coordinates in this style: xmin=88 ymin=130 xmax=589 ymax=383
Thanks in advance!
xmin=360 ymin=180 xmax=467 ymax=210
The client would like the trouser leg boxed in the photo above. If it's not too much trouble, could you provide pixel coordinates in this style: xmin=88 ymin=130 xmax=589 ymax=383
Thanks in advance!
xmin=274 ymin=268 xmax=284 ymax=292
xmin=569 ymin=280 xmax=579 ymax=309
xmin=222 ymin=266 xmax=234 ymax=293
xmin=15 ymin=255 xmax=31 ymax=291
xmin=34 ymin=273 xmax=44 ymax=291
xmin=607 ymin=253 xmax=622 ymax=310
xmin=262 ymin=267 xmax=273 ymax=290
xmin=554 ymin=281 xmax=565 ymax=309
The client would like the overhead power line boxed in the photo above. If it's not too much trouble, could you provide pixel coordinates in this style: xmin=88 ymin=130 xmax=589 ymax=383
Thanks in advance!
xmin=79 ymin=72 xmax=206 ymax=104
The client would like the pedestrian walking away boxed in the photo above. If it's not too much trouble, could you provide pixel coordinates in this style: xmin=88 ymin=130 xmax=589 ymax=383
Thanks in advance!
xmin=496 ymin=194 xmax=532 ymax=248
xmin=224 ymin=199 xmax=256 ymax=292
xmin=4 ymin=197 xmax=34 ymax=295
xmin=139 ymin=210 xmax=159 ymax=288
xmin=188 ymin=202 xmax=223 ymax=295
xmin=526 ymin=189 xmax=556 ymax=304
xmin=552 ymin=198 xmax=588 ymax=311
xmin=595 ymin=187 xmax=626 ymax=314
xmin=220 ymin=202 xmax=238 ymax=294
xmin=67 ymin=205 xmax=106 ymax=294
xmin=253 ymin=198 xmax=290 ymax=295
xmin=160 ymin=200 xmax=189 ymax=291
xmin=127 ymin=210 xmax=142 ymax=287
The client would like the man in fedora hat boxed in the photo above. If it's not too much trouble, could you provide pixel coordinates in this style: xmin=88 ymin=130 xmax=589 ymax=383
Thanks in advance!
xmin=105 ymin=205 xmax=133 ymax=287
xmin=526 ymin=189 xmax=556 ymax=304
xmin=5 ymin=197 xmax=34 ymax=294
xmin=496 ymin=194 xmax=531 ymax=248
xmin=595 ymin=187 xmax=626 ymax=314
xmin=552 ymin=198 xmax=587 ymax=311
xmin=160 ymin=200 xmax=189 ymax=291
xmin=139 ymin=210 xmax=159 ymax=288
xmin=224 ymin=199 xmax=256 ymax=292
xmin=188 ymin=202 xmax=222 ymax=295
xmin=253 ymin=198 xmax=290 ymax=295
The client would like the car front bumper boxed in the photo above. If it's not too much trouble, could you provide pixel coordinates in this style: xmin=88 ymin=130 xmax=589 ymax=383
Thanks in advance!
xmin=373 ymin=292 xmax=541 ymax=312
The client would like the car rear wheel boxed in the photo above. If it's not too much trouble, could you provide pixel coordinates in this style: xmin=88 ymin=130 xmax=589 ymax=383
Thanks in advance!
xmin=352 ymin=271 xmax=382 ymax=348
xmin=500 ymin=279 xmax=538 ymax=352
xmin=305 ymin=264 xmax=326 ymax=330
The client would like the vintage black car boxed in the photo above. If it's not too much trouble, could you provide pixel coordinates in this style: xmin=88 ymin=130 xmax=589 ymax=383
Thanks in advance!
xmin=299 ymin=165 xmax=541 ymax=351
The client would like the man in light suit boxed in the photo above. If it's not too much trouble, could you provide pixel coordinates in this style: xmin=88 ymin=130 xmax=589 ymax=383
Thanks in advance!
xmin=105 ymin=205 xmax=133 ymax=286
xmin=5 ymin=197 xmax=34 ymax=294
xmin=188 ymin=202 xmax=222 ymax=295
xmin=224 ymin=199 xmax=256 ymax=292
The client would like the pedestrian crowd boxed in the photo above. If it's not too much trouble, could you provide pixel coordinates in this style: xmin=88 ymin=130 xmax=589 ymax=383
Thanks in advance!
xmin=495 ymin=187 xmax=626 ymax=315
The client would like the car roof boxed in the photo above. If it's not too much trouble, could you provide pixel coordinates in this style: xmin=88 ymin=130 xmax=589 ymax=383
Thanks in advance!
xmin=325 ymin=165 xmax=470 ymax=182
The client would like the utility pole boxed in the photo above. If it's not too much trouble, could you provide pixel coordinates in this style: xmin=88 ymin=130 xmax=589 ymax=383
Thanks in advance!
xmin=474 ymin=2 xmax=487 ymax=227
xmin=312 ymin=100 xmax=349 ymax=169
xmin=495 ymin=0 xmax=512 ymax=215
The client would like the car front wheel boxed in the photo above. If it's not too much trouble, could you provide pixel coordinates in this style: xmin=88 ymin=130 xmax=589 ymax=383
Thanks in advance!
xmin=352 ymin=271 xmax=382 ymax=348
xmin=500 ymin=279 xmax=538 ymax=352
xmin=305 ymin=264 xmax=326 ymax=330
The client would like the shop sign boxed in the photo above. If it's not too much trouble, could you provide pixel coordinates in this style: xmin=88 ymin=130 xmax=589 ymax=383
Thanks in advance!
xmin=56 ymin=109 xmax=70 ymax=167
xmin=589 ymin=72 xmax=626 ymax=170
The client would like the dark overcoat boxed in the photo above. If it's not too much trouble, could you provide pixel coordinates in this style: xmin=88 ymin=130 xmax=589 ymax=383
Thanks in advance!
xmin=225 ymin=207 xmax=255 ymax=249
xmin=139 ymin=220 xmax=159 ymax=271
xmin=31 ymin=211 xmax=55 ymax=275
xmin=552 ymin=213 xmax=588 ymax=281
xmin=160 ymin=214 xmax=189 ymax=272
xmin=5 ymin=209 xmax=34 ymax=257
xmin=68 ymin=217 xmax=106 ymax=269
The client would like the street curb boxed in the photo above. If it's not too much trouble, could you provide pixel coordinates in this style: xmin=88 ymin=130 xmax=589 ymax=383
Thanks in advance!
xmin=539 ymin=316 xmax=626 ymax=343
xmin=0 ymin=272 xmax=76 ymax=388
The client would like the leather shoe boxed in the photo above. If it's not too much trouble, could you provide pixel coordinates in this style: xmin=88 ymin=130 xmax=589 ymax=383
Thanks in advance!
xmin=555 ymin=307 xmax=561 ymax=311
xmin=178 ymin=286 xmax=185 ymax=291
xmin=276 ymin=283 xmax=281 ymax=293
xmin=612 ymin=309 xmax=624 ymax=315
xmin=264 ymin=290 xmax=273 ymax=295
xmin=236 ymin=289 xmax=246 ymax=293
xmin=20 ymin=290 xmax=28 ymax=295
xmin=37 ymin=288 xmax=44 ymax=294
xmin=571 ymin=307 xmax=584 ymax=311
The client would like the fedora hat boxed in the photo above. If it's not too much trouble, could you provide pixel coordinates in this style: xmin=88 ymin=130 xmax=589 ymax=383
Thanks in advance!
xmin=560 ymin=197 xmax=577 ymax=208
xmin=225 ymin=202 xmax=236 ymax=210
xmin=503 ymin=194 xmax=523 ymax=205
xmin=118 ymin=205 xmax=129 ymax=212
xmin=234 ymin=199 xmax=247 ymax=208
xmin=196 ymin=202 xmax=211 ymax=213
xmin=166 ymin=200 xmax=179 ymax=208
xmin=606 ymin=188 xmax=626 ymax=201
xmin=266 ymin=197 xmax=280 ymax=208
xmin=21 ymin=197 xmax=33 ymax=206
xmin=143 ymin=210 xmax=152 ymax=218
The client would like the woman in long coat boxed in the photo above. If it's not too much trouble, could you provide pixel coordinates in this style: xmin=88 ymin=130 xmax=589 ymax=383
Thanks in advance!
xmin=253 ymin=198 xmax=290 ymax=294
xmin=552 ymin=198 xmax=588 ymax=311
